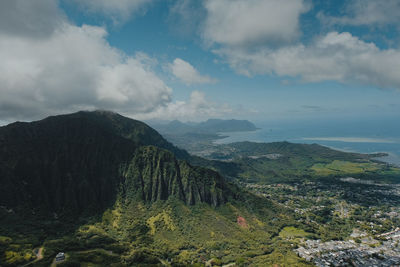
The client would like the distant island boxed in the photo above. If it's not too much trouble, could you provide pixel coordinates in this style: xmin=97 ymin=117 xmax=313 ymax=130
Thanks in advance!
xmin=151 ymin=118 xmax=258 ymax=135
xmin=1 ymin=111 xmax=399 ymax=266
xmin=150 ymin=119 xmax=258 ymax=152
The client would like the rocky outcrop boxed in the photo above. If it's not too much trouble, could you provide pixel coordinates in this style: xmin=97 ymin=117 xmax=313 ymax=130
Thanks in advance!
xmin=122 ymin=146 xmax=228 ymax=206
xmin=0 ymin=111 xmax=229 ymax=215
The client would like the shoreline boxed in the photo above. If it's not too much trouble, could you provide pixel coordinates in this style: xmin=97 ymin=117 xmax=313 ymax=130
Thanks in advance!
xmin=213 ymin=130 xmax=400 ymax=167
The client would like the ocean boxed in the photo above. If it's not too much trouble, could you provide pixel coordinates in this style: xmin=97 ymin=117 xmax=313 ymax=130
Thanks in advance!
xmin=215 ymin=117 xmax=400 ymax=167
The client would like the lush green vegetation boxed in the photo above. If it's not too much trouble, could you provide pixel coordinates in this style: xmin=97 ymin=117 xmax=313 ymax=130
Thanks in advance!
xmin=189 ymin=141 xmax=400 ymax=184
xmin=1 ymin=111 xmax=399 ymax=266
xmin=311 ymin=160 xmax=380 ymax=175
xmin=1 ymin=196 xmax=313 ymax=266
xmin=0 ymin=112 xmax=308 ymax=266
xmin=6 ymin=173 xmax=398 ymax=266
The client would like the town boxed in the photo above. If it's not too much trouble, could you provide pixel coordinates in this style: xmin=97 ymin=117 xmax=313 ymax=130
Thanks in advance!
xmin=296 ymin=228 xmax=400 ymax=266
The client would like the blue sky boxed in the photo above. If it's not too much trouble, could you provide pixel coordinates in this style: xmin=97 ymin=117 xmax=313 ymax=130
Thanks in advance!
xmin=0 ymin=0 xmax=400 ymax=123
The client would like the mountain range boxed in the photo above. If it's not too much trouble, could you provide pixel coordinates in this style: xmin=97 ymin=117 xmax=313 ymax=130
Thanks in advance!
xmin=150 ymin=119 xmax=257 ymax=135
xmin=0 ymin=111 xmax=284 ymax=266
xmin=0 ymin=111 xmax=230 ymax=215
xmin=2 ymin=111 xmax=397 ymax=266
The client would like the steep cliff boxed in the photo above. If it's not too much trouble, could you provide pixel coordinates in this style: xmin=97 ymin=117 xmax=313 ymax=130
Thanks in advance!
xmin=122 ymin=146 xmax=228 ymax=206
xmin=0 ymin=111 xmax=229 ymax=215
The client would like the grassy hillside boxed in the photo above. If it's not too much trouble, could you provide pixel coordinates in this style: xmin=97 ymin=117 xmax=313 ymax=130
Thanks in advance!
xmin=0 ymin=111 xmax=312 ymax=266
xmin=193 ymin=141 xmax=400 ymax=184
xmin=0 ymin=194 xmax=314 ymax=266
xmin=1 ymin=111 xmax=398 ymax=266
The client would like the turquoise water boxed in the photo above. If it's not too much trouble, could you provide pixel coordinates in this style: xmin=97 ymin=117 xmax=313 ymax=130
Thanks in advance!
xmin=215 ymin=117 xmax=400 ymax=167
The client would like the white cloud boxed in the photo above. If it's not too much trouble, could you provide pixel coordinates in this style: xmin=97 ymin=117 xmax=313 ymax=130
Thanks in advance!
xmin=71 ymin=0 xmax=154 ymax=24
xmin=197 ymin=0 xmax=400 ymax=90
xmin=136 ymin=90 xmax=233 ymax=121
xmin=167 ymin=0 xmax=206 ymax=37
xmin=318 ymin=0 xmax=400 ymax=27
xmin=217 ymin=32 xmax=400 ymax=89
xmin=169 ymin=58 xmax=216 ymax=85
xmin=202 ymin=0 xmax=309 ymax=48
xmin=0 ymin=0 xmax=63 ymax=38
xmin=0 ymin=0 xmax=172 ymax=121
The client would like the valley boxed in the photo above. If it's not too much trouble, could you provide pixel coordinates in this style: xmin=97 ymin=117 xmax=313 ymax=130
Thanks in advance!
xmin=3 ymin=1 xmax=400 ymax=266
xmin=0 ymin=113 xmax=399 ymax=266
xmin=157 ymin=121 xmax=400 ymax=266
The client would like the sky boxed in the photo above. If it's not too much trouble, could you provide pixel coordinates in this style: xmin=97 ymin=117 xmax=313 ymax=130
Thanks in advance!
xmin=1 ymin=0 xmax=400 ymax=124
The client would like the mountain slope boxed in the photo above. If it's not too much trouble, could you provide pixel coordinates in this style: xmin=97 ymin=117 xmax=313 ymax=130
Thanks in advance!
xmin=0 ymin=111 xmax=308 ymax=267
xmin=0 ymin=112 xmax=135 ymax=213
xmin=81 ymin=111 xmax=190 ymax=159
xmin=0 ymin=111 xmax=223 ymax=215
xmin=122 ymin=146 xmax=228 ymax=206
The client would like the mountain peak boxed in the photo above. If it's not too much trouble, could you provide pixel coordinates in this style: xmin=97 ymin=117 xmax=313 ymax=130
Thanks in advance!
xmin=0 ymin=111 xmax=229 ymax=216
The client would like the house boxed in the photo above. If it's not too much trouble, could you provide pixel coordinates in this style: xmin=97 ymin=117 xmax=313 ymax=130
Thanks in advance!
xmin=56 ymin=252 xmax=65 ymax=262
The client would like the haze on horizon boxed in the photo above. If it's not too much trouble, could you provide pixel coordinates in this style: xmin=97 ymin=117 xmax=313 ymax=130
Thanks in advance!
xmin=0 ymin=0 xmax=400 ymax=124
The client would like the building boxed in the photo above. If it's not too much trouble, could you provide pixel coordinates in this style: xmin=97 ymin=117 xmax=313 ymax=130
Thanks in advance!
xmin=56 ymin=252 xmax=65 ymax=262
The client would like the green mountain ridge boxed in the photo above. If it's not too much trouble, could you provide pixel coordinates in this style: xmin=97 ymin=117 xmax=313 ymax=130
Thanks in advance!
xmin=2 ymin=111 xmax=398 ymax=267
xmin=0 ymin=111 xmax=223 ymax=215
xmin=151 ymin=118 xmax=257 ymax=135
xmin=122 ymin=146 xmax=229 ymax=206
xmin=193 ymin=141 xmax=398 ymax=185
xmin=0 ymin=111 xmax=298 ymax=266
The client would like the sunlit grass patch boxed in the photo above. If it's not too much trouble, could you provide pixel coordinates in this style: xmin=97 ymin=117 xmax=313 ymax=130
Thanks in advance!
xmin=147 ymin=210 xmax=176 ymax=235
xmin=0 ymin=235 xmax=12 ymax=244
xmin=279 ymin=226 xmax=309 ymax=239
xmin=311 ymin=160 xmax=380 ymax=176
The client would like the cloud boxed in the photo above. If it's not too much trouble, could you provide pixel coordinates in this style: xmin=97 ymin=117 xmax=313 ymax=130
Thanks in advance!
xmin=196 ymin=0 xmax=400 ymax=91
xmin=136 ymin=91 xmax=233 ymax=121
xmin=0 ymin=0 xmax=172 ymax=121
xmin=318 ymin=0 xmax=400 ymax=27
xmin=70 ymin=0 xmax=154 ymax=24
xmin=167 ymin=0 xmax=206 ymax=37
xmin=169 ymin=58 xmax=216 ymax=85
xmin=216 ymin=32 xmax=400 ymax=90
xmin=202 ymin=0 xmax=309 ymax=48
xmin=0 ymin=0 xmax=63 ymax=38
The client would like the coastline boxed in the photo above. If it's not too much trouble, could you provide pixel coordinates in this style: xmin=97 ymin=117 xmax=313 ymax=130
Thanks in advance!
xmin=213 ymin=129 xmax=400 ymax=167
xmin=374 ymin=152 xmax=400 ymax=167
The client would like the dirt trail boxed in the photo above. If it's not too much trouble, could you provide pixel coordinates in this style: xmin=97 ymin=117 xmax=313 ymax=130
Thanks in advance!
xmin=22 ymin=247 xmax=43 ymax=266
xmin=36 ymin=247 xmax=43 ymax=260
